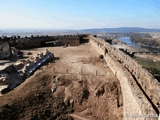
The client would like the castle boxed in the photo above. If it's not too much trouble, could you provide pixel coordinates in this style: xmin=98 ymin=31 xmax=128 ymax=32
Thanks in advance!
xmin=0 ymin=34 xmax=159 ymax=119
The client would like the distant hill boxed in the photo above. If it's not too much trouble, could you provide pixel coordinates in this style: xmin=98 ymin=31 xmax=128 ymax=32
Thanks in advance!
xmin=81 ymin=27 xmax=160 ymax=33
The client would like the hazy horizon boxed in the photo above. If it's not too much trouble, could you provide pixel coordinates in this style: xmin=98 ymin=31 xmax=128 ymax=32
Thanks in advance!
xmin=0 ymin=0 xmax=160 ymax=29
xmin=1 ymin=27 xmax=160 ymax=31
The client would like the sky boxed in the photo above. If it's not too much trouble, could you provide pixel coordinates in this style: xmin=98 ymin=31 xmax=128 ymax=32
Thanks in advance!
xmin=0 ymin=0 xmax=160 ymax=29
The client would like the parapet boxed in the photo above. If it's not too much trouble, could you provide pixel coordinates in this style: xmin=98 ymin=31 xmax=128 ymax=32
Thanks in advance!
xmin=89 ymin=36 xmax=160 ymax=119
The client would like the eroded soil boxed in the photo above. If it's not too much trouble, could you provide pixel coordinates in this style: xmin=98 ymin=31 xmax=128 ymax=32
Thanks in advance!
xmin=0 ymin=43 xmax=123 ymax=120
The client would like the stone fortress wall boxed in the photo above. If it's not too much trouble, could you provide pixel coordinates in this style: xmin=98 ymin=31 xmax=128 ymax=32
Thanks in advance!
xmin=0 ymin=37 xmax=11 ymax=59
xmin=56 ymin=35 xmax=80 ymax=46
xmin=0 ymin=34 xmax=88 ymax=58
xmin=14 ymin=34 xmax=87 ymax=48
xmin=89 ymin=35 xmax=160 ymax=120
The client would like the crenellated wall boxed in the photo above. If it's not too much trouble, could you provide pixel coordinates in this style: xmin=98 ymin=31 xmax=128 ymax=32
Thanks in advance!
xmin=57 ymin=36 xmax=80 ymax=46
xmin=16 ymin=35 xmax=83 ymax=48
xmin=90 ymin=36 xmax=159 ymax=120
xmin=1 ymin=34 xmax=88 ymax=49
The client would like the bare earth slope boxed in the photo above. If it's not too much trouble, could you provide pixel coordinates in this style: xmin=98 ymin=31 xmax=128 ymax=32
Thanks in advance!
xmin=0 ymin=43 xmax=123 ymax=120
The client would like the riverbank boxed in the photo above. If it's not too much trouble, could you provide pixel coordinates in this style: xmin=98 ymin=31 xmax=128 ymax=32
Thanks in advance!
xmin=113 ymin=39 xmax=149 ymax=53
xmin=137 ymin=43 xmax=160 ymax=53
xmin=119 ymin=37 xmax=160 ymax=53
xmin=119 ymin=37 xmax=141 ymax=48
xmin=114 ymin=37 xmax=160 ymax=82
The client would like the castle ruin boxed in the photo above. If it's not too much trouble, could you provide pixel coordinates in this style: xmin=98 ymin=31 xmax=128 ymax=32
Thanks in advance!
xmin=89 ymin=35 xmax=160 ymax=120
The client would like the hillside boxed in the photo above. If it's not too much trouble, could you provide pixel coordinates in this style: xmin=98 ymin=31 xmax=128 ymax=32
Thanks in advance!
xmin=81 ymin=27 xmax=160 ymax=33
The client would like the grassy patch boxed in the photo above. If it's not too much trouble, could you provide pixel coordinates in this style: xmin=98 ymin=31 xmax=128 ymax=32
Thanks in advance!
xmin=135 ymin=57 xmax=160 ymax=81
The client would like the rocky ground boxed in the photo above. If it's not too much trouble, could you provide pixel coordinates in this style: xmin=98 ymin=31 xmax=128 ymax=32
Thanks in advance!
xmin=0 ymin=43 xmax=123 ymax=120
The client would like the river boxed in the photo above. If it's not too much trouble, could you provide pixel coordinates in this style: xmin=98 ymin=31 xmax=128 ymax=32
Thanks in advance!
xmin=119 ymin=37 xmax=141 ymax=48
xmin=119 ymin=37 xmax=160 ymax=53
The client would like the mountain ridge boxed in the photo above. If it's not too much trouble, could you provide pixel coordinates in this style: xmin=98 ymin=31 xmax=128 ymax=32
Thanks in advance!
xmin=81 ymin=27 xmax=160 ymax=33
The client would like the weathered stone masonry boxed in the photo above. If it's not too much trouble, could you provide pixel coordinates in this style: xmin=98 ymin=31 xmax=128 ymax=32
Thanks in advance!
xmin=15 ymin=34 xmax=87 ymax=48
xmin=90 ymin=36 xmax=159 ymax=120
xmin=0 ymin=39 xmax=11 ymax=59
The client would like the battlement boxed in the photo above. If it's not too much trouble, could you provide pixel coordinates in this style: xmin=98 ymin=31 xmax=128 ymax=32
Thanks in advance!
xmin=7 ymin=34 xmax=88 ymax=48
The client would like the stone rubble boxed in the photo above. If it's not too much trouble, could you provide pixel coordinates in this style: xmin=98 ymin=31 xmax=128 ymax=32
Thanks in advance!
xmin=0 ymin=49 xmax=54 ymax=94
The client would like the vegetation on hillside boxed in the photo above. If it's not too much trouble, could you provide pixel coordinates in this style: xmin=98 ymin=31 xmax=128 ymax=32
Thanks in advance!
xmin=130 ymin=33 xmax=160 ymax=47
xmin=135 ymin=57 xmax=160 ymax=82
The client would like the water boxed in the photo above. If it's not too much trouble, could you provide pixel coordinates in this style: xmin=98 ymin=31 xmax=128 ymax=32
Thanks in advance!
xmin=119 ymin=37 xmax=160 ymax=53
xmin=119 ymin=37 xmax=141 ymax=48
